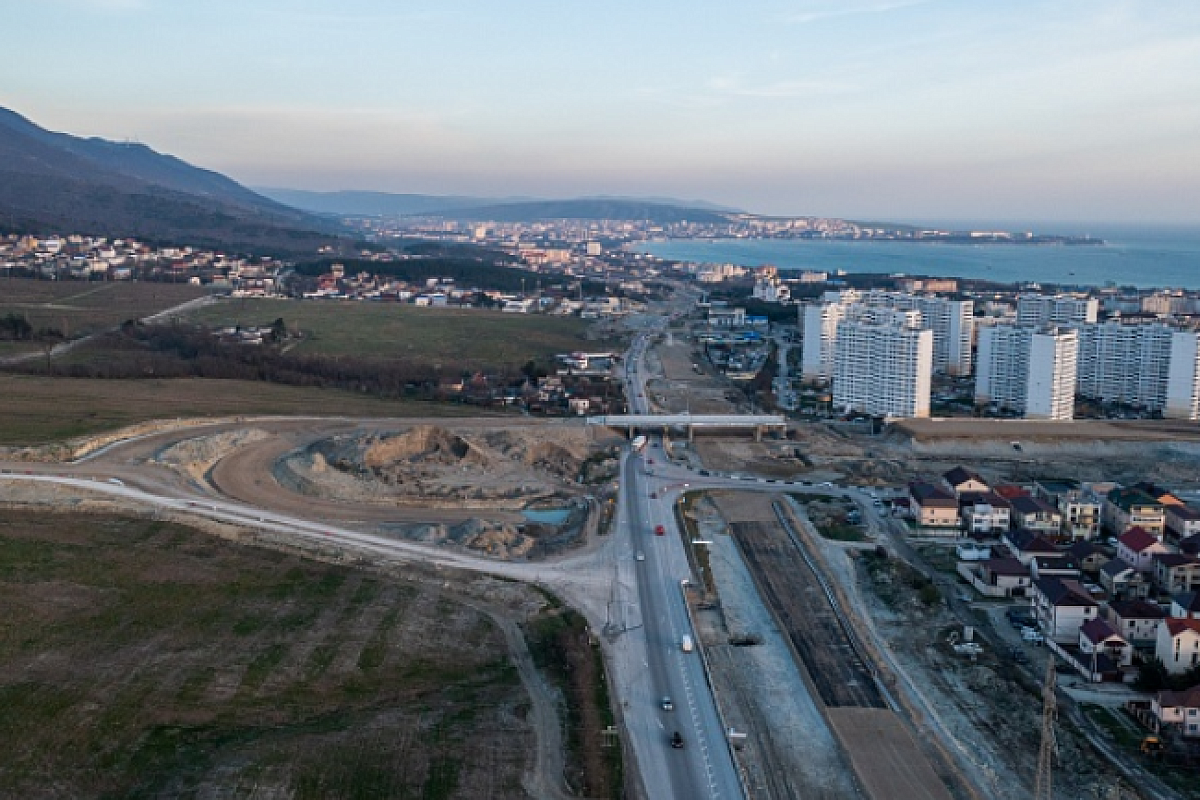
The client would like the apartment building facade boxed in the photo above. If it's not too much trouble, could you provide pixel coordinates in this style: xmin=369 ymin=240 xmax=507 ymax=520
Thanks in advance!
xmin=1017 ymin=294 xmax=1099 ymax=326
xmin=832 ymin=306 xmax=932 ymax=418
xmin=975 ymin=324 xmax=1079 ymax=420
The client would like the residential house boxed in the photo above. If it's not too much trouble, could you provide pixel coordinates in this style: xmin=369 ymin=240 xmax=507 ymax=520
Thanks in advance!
xmin=959 ymin=492 xmax=1011 ymax=536
xmin=1181 ymin=534 xmax=1200 ymax=557
xmin=1067 ymin=540 xmax=1110 ymax=576
xmin=1079 ymin=618 xmax=1133 ymax=669
xmin=1031 ymin=554 xmax=1081 ymax=580
xmin=1104 ymin=488 xmax=1166 ymax=538
xmin=1172 ymin=592 xmax=1200 ymax=620
xmin=1132 ymin=481 xmax=1185 ymax=508
xmin=943 ymin=466 xmax=990 ymax=496
xmin=994 ymin=484 xmax=1031 ymax=502
xmin=1166 ymin=504 xmax=1200 ymax=542
xmin=967 ymin=557 xmax=1032 ymax=598
xmin=1156 ymin=618 xmax=1200 ymax=674
xmin=1010 ymin=496 xmax=1064 ymax=536
xmin=1153 ymin=686 xmax=1200 ymax=737
xmin=909 ymin=482 xmax=960 ymax=530
xmin=1100 ymin=559 xmax=1151 ymax=601
xmin=1106 ymin=599 xmax=1166 ymax=649
xmin=1032 ymin=577 xmax=1100 ymax=643
xmin=1154 ymin=554 xmax=1200 ymax=595
xmin=1004 ymin=529 xmax=1062 ymax=565
xmin=1035 ymin=479 xmax=1103 ymax=540
xmin=1116 ymin=527 xmax=1172 ymax=572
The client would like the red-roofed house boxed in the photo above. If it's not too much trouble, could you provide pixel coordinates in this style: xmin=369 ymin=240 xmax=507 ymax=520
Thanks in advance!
xmin=1116 ymin=527 xmax=1172 ymax=572
xmin=1156 ymin=618 xmax=1200 ymax=674
xmin=993 ymin=484 xmax=1030 ymax=501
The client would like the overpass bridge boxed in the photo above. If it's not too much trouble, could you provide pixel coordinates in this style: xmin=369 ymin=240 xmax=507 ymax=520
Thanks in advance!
xmin=587 ymin=413 xmax=787 ymax=441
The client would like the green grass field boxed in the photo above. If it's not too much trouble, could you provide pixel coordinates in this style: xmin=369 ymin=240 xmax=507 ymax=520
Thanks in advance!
xmin=0 ymin=375 xmax=485 ymax=446
xmin=0 ymin=510 xmax=530 ymax=798
xmin=0 ymin=278 xmax=207 ymax=337
xmin=187 ymin=297 xmax=596 ymax=367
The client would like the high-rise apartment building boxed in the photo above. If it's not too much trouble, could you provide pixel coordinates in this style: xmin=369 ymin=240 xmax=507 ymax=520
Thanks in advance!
xmin=832 ymin=307 xmax=932 ymax=418
xmin=976 ymin=325 xmax=1079 ymax=420
xmin=862 ymin=291 xmax=974 ymax=375
xmin=1075 ymin=321 xmax=1200 ymax=420
xmin=1016 ymin=294 xmax=1098 ymax=326
xmin=801 ymin=288 xmax=971 ymax=378
xmin=800 ymin=289 xmax=860 ymax=380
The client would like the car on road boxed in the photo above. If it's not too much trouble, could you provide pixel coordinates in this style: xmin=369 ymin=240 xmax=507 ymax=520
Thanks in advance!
xmin=107 ymin=478 xmax=124 ymax=486
xmin=636 ymin=551 xmax=645 ymax=561
xmin=649 ymin=491 xmax=657 ymax=499
xmin=654 ymin=525 xmax=665 ymax=536
xmin=670 ymin=731 xmax=684 ymax=749
xmin=1021 ymin=627 xmax=1044 ymax=644
xmin=661 ymin=696 xmax=673 ymax=711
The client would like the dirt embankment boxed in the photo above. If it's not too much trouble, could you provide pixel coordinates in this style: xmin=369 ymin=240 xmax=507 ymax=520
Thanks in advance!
xmin=289 ymin=424 xmax=602 ymax=509
xmin=266 ymin=424 xmax=616 ymax=560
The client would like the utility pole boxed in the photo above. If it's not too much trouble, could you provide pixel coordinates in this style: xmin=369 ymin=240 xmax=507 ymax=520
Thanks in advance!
xmin=1035 ymin=657 xmax=1057 ymax=800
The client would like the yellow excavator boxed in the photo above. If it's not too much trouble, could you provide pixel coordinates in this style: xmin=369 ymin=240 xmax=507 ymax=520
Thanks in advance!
xmin=1140 ymin=736 xmax=1165 ymax=758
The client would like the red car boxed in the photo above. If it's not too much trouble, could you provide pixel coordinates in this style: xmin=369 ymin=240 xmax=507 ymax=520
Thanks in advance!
xmin=654 ymin=525 xmax=665 ymax=536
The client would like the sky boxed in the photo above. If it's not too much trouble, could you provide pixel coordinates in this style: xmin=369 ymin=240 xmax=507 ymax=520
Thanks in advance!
xmin=4 ymin=0 xmax=1200 ymax=225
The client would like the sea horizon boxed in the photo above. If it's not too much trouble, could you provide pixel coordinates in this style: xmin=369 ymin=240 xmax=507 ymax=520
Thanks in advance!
xmin=637 ymin=224 xmax=1200 ymax=291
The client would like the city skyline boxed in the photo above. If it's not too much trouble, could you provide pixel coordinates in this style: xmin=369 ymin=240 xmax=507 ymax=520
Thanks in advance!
xmin=5 ymin=0 xmax=1199 ymax=225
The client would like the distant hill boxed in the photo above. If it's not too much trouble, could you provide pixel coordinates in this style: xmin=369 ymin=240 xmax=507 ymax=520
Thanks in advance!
xmin=0 ymin=107 xmax=347 ymax=253
xmin=444 ymin=199 xmax=733 ymax=225
xmin=254 ymin=188 xmax=537 ymax=217
xmin=257 ymin=188 xmax=740 ymax=219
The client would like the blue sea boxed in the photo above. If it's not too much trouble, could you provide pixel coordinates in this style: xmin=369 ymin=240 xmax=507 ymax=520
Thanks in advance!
xmin=636 ymin=225 xmax=1200 ymax=290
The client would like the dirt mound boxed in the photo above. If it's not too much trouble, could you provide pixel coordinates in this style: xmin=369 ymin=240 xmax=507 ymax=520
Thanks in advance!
xmin=363 ymin=426 xmax=489 ymax=469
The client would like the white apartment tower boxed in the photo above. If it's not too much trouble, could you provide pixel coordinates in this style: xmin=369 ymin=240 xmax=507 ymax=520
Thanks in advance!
xmin=832 ymin=307 xmax=932 ymax=418
xmin=976 ymin=325 xmax=1079 ymax=420
xmin=800 ymin=289 xmax=860 ymax=380
xmin=1075 ymin=322 xmax=1200 ymax=420
xmin=862 ymin=291 xmax=974 ymax=375
xmin=1017 ymin=294 xmax=1099 ymax=326
xmin=802 ymin=288 xmax=971 ymax=378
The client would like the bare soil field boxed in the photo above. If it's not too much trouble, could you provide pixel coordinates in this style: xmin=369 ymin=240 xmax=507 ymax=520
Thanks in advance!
xmin=0 ymin=279 xmax=207 ymax=337
xmin=0 ymin=508 xmax=538 ymax=799
xmin=0 ymin=374 xmax=483 ymax=446
xmin=854 ymin=548 xmax=1131 ymax=800
xmin=645 ymin=331 xmax=748 ymax=414
xmin=896 ymin=417 xmax=1200 ymax=443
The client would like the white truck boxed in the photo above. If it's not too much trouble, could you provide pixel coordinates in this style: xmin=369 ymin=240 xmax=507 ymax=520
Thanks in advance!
xmin=680 ymin=634 xmax=694 ymax=653
xmin=631 ymin=434 xmax=648 ymax=452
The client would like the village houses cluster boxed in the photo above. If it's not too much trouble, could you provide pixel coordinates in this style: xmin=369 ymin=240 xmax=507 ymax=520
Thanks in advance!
xmin=902 ymin=467 xmax=1200 ymax=737
xmin=0 ymin=234 xmax=282 ymax=294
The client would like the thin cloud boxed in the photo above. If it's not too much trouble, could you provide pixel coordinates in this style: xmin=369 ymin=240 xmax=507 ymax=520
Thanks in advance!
xmin=709 ymin=75 xmax=858 ymax=98
xmin=786 ymin=0 xmax=935 ymax=25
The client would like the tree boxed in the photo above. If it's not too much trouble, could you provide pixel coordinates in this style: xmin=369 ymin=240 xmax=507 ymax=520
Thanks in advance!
xmin=1134 ymin=657 xmax=1169 ymax=693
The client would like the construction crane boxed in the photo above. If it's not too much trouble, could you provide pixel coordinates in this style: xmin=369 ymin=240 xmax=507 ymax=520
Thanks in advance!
xmin=1035 ymin=657 xmax=1057 ymax=800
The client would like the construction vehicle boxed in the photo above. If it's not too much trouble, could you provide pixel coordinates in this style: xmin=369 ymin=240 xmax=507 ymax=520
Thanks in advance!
xmin=1140 ymin=736 xmax=1165 ymax=758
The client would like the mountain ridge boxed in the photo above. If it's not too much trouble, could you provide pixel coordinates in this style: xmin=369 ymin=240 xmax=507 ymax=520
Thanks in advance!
xmin=0 ymin=107 xmax=347 ymax=253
